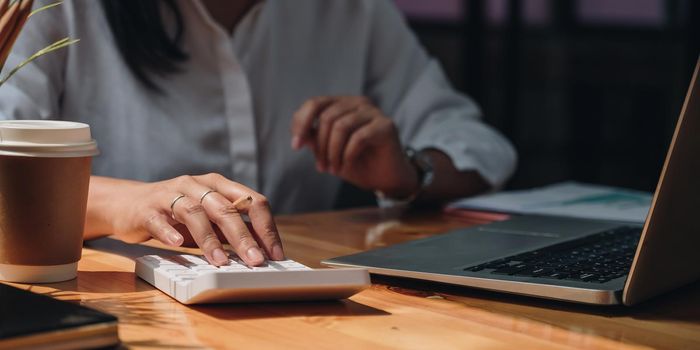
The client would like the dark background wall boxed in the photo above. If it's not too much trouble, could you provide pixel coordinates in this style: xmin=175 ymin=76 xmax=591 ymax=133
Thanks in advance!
xmin=395 ymin=0 xmax=699 ymax=192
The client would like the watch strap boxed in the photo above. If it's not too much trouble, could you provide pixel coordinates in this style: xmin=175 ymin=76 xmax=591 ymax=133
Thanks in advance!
xmin=375 ymin=147 xmax=434 ymax=207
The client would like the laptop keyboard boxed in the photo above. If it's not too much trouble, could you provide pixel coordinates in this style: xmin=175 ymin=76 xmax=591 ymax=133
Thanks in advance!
xmin=464 ymin=226 xmax=641 ymax=283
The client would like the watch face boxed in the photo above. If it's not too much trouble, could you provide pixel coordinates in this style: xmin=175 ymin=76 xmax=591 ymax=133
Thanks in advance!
xmin=414 ymin=151 xmax=435 ymax=188
xmin=422 ymin=165 xmax=435 ymax=188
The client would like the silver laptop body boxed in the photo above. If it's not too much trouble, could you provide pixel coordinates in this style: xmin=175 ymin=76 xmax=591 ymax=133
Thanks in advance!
xmin=323 ymin=58 xmax=700 ymax=306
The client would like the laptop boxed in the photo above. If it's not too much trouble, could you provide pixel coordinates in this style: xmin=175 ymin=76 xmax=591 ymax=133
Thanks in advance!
xmin=322 ymin=58 xmax=700 ymax=306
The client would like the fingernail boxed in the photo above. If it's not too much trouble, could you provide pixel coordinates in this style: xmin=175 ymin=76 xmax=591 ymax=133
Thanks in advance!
xmin=213 ymin=248 xmax=229 ymax=265
xmin=168 ymin=232 xmax=183 ymax=246
xmin=246 ymin=247 xmax=264 ymax=264
xmin=272 ymin=244 xmax=285 ymax=260
xmin=291 ymin=136 xmax=301 ymax=150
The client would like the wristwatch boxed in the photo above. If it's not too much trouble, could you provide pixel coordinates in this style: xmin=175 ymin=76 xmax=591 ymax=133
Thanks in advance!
xmin=376 ymin=147 xmax=435 ymax=207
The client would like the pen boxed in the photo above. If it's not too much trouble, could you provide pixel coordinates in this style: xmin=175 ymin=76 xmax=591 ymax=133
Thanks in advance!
xmin=231 ymin=195 xmax=253 ymax=212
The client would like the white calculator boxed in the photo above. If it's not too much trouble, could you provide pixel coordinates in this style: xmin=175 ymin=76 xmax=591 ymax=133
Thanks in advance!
xmin=135 ymin=254 xmax=370 ymax=304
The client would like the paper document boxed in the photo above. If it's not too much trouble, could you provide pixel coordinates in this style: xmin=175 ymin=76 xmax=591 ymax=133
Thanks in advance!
xmin=447 ymin=182 xmax=652 ymax=223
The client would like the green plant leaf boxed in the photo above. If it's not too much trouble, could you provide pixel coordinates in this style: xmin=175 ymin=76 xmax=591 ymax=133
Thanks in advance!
xmin=29 ymin=1 xmax=63 ymax=18
xmin=0 ymin=37 xmax=78 ymax=86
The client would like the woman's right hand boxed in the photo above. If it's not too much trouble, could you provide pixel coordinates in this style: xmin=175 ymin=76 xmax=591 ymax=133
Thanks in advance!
xmin=85 ymin=174 xmax=284 ymax=266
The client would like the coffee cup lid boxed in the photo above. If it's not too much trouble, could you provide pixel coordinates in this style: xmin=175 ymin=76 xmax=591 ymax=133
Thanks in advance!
xmin=0 ymin=120 xmax=99 ymax=158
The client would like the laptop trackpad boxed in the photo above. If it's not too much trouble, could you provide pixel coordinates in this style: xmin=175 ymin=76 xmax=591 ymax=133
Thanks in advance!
xmin=333 ymin=227 xmax=558 ymax=273
xmin=329 ymin=216 xmax=621 ymax=273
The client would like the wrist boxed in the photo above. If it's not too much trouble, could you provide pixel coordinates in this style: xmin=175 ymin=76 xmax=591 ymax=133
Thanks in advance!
xmin=375 ymin=147 xmax=435 ymax=204
xmin=379 ymin=157 xmax=420 ymax=199
xmin=85 ymin=176 xmax=144 ymax=239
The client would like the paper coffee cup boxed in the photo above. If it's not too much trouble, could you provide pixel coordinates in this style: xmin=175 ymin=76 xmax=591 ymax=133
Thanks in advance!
xmin=0 ymin=120 xmax=98 ymax=283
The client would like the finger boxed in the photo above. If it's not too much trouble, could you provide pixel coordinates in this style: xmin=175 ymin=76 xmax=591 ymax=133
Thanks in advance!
xmin=200 ymin=173 xmax=285 ymax=261
xmin=199 ymin=191 xmax=266 ymax=266
xmin=175 ymin=180 xmax=265 ymax=266
xmin=315 ymin=100 xmax=360 ymax=172
xmin=171 ymin=195 xmax=229 ymax=266
xmin=342 ymin=118 xmax=388 ymax=167
xmin=327 ymin=111 xmax=374 ymax=174
xmin=290 ymin=97 xmax=334 ymax=150
xmin=244 ymin=194 xmax=285 ymax=261
xmin=224 ymin=193 xmax=284 ymax=262
xmin=143 ymin=213 xmax=184 ymax=247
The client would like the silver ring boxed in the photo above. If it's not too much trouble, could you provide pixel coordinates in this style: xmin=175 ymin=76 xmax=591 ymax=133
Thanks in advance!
xmin=199 ymin=189 xmax=217 ymax=204
xmin=170 ymin=194 xmax=186 ymax=221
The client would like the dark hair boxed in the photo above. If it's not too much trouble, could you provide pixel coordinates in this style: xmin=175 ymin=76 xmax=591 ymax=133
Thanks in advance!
xmin=100 ymin=0 xmax=188 ymax=91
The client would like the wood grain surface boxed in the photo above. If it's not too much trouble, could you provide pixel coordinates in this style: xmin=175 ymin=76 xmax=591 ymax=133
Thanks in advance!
xmin=6 ymin=208 xmax=700 ymax=349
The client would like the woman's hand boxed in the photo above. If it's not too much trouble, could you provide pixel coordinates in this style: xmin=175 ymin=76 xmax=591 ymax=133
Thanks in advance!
xmin=85 ymin=174 xmax=284 ymax=266
xmin=290 ymin=96 xmax=419 ymax=198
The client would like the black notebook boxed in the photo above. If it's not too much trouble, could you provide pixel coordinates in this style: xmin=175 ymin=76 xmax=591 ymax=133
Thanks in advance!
xmin=0 ymin=283 xmax=119 ymax=350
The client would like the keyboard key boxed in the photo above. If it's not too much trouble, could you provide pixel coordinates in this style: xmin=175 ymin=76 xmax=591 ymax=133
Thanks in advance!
xmin=180 ymin=255 xmax=209 ymax=265
xmin=531 ymin=268 xmax=554 ymax=276
xmin=135 ymin=254 xmax=370 ymax=304
xmin=543 ymin=272 xmax=569 ymax=279
xmin=491 ymin=267 xmax=519 ymax=275
xmin=465 ymin=265 xmax=485 ymax=272
xmin=462 ymin=226 xmax=641 ymax=284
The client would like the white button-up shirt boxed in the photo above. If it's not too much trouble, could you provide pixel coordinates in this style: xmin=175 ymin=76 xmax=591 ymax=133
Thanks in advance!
xmin=0 ymin=0 xmax=516 ymax=213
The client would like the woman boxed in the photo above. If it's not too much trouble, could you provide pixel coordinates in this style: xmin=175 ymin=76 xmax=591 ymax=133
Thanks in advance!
xmin=0 ymin=0 xmax=517 ymax=266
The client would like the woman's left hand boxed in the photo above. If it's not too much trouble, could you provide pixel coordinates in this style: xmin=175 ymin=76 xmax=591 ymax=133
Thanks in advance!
xmin=291 ymin=96 xmax=419 ymax=198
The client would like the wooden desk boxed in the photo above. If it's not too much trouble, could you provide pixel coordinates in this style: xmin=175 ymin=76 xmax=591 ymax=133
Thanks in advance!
xmin=7 ymin=208 xmax=700 ymax=349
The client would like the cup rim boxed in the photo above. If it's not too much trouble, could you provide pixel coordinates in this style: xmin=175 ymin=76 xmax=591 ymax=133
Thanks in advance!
xmin=0 ymin=120 xmax=99 ymax=158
